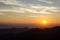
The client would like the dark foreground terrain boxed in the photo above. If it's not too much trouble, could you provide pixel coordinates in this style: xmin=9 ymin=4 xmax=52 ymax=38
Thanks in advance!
xmin=0 ymin=26 xmax=60 ymax=40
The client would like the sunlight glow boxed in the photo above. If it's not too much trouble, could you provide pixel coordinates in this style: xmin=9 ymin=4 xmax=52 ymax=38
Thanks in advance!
xmin=42 ymin=20 xmax=47 ymax=24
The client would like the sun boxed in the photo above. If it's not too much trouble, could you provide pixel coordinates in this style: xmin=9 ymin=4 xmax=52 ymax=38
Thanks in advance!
xmin=42 ymin=20 xmax=47 ymax=24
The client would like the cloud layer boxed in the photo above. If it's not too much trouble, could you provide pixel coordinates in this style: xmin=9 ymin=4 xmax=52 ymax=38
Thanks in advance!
xmin=0 ymin=0 xmax=60 ymax=17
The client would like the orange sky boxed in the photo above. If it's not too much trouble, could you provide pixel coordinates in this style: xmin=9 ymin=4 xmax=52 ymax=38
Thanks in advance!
xmin=0 ymin=0 xmax=60 ymax=28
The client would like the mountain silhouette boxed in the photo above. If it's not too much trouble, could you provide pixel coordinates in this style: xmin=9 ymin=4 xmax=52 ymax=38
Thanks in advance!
xmin=0 ymin=26 xmax=60 ymax=40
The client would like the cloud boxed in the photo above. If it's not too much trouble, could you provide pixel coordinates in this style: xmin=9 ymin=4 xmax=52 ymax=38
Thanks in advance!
xmin=0 ymin=5 xmax=59 ymax=15
xmin=44 ymin=0 xmax=60 ymax=7
xmin=29 ymin=5 xmax=59 ymax=14
xmin=0 ymin=13 xmax=4 ymax=15
xmin=0 ymin=0 xmax=60 ymax=15
xmin=0 ymin=0 xmax=60 ymax=7
xmin=0 ymin=8 xmax=26 ymax=13
xmin=38 ymin=0 xmax=53 ymax=4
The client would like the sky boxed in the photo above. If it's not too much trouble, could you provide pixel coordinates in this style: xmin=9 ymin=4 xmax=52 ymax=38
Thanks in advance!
xmin=0 ymin=0 xmax=60 ymax=27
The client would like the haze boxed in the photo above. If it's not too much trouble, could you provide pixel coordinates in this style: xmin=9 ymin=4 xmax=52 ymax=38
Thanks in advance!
xmin=0 ymin=0 xmax=60 ymax=28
